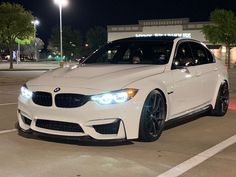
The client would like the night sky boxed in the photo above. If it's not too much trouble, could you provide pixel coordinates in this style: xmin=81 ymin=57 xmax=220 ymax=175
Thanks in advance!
xmin=1 ymin=0 xmax=236 ymax=45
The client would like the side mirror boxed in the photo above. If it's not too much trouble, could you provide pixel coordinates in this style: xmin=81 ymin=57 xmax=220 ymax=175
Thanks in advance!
xmin=172 ymin=64 xmax=185 ymax=70
xmin=171 ymin=57 xmax=184 ymax=70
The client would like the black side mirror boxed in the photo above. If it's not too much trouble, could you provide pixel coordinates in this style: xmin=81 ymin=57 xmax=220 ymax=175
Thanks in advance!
xmin=171 ymin=57 xmax=184 ymax=70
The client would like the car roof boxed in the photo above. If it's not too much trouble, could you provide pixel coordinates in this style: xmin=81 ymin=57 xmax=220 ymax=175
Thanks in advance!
xmin=111 ymin=36 xmax=178 ymax=43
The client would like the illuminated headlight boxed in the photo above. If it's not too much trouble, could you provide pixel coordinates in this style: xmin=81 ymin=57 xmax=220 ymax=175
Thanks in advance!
xmin=21 ymin=84 xmax=33 ymax=100
xmin=91 ymin=88 xmax=138 ymax=105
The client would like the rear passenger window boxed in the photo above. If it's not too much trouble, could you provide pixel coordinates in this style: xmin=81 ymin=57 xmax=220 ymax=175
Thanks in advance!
xmin=189 ymin=42 xmax=212 ymax=65
xmin=205 ymin=48 xmax=215 ymax=63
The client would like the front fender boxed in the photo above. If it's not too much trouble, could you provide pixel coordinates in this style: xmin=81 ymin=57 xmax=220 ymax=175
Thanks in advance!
xmin=125 ymin=73 xmax=173 ymax=120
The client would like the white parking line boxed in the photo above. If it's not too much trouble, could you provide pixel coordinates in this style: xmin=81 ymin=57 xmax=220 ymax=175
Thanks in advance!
xmin=0 ymin=103 xmax=17 ymax=106
xmin=0 ymin=129 xmax=17 ymax=135
xmin=157 ymin=134 xmax=236 ymax=177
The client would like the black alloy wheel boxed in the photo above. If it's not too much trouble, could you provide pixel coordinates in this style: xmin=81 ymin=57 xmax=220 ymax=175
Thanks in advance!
xmin=139 ymin=90 xmax=166 ymax=142
xmin=211 ymin=82 xmax=229 ymax=116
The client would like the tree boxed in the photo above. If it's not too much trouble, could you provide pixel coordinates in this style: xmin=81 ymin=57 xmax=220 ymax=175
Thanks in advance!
xmin=203 ymin=9 xmax=236 ymax=69
xmin=21 ymin=38 xmax=44 ymax=59
xmin=86 ymin=26 xmax=107 ymax=52
xmin=0 ymin=2 xmax=34 ymax=69
xmin=49 ymin=26 xmax=83 ymax=60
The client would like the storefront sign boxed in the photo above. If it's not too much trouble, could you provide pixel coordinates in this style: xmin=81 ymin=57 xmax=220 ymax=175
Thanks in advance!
xmin=135 ymin=33 xmax=192 ymax=38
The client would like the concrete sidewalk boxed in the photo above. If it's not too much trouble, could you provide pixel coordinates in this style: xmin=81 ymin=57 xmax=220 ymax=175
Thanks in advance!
xmin=0 ymin=62 xmax=61 ymax=70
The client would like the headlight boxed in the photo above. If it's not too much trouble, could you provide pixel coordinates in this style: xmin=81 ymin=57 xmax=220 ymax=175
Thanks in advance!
xmin=91 ymin=88 xmax=138 ymax=105
xmin=21 ymin=84 xmax=33 ymax=100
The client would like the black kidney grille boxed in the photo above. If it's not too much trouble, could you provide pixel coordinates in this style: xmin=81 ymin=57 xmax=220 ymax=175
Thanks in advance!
xmin=32 ymin=92 xmax=52 ymax=107
xmin=36 ymin=119 xmax=84 ymax=133
xmin=55 ymin=94 xmax=88 ymax=108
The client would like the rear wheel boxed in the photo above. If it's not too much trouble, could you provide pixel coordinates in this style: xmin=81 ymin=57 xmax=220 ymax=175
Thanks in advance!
xmin=139 ymin=90 xmax=166 ymax=142
xmin=211 ymin=82 xmax=229 ymax=116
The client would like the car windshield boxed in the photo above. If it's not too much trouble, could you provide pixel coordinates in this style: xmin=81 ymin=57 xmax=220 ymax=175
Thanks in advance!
xmin=84 ymin=40 xmax=173 ymax=65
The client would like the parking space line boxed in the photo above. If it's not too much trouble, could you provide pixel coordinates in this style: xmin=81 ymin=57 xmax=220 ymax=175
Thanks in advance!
xmin=0 ymin=103 xmax=17 ymax=106
xmin=0 ymin=129 xmax=17 ymax=135
xmin=157 ymin=134 xmax=236 ymax=177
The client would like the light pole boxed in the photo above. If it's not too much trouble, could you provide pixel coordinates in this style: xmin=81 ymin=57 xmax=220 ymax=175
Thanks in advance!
xmin=54 ymin=0 xmax=68 ymax=66
xmin=31 ymin=19 xmax=40 ymax=61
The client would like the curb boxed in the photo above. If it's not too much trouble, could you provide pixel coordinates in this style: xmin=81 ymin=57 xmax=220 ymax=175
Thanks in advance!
xmin=0 ymin=69 xmax=50 ymax=71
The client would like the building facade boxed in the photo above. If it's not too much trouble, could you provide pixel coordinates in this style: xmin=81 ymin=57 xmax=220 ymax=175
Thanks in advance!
xmin=108 ymin=18 xmax=236 ymax=65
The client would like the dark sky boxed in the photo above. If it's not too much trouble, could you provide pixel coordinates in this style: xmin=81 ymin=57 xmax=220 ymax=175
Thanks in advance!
xmin=1 ymin=0 xmax=236 ymax=44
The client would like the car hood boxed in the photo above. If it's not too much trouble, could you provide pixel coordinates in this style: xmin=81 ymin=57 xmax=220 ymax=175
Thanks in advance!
xmin=28 ymin=64 xmax=166 ymax=91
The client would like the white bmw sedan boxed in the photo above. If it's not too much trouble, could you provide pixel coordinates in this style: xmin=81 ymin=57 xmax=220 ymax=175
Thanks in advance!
xmin=18 ymin=37 xmax=229 ymax=142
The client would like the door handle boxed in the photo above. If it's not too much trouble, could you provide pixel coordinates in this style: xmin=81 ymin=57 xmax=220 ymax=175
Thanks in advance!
xmin=195 ymin=72 xmax=202 ymax=77
xmin=181 ymin=67 xmax=190 ymax=74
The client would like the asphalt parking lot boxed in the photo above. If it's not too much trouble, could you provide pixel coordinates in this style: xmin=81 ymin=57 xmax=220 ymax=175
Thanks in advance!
xmin=0 ymin=68 xmax=236 ymax=177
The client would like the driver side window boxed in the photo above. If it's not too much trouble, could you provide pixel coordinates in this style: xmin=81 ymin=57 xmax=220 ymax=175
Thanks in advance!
xmin=174 ymin=42 xmax=194 ymax=67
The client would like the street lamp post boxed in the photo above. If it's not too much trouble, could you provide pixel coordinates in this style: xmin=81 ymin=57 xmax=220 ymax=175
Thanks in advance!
xmin=54 ymin=0 xmax=68 ymax=66
xmin=31 ymin=19 xmax=40 ymax=61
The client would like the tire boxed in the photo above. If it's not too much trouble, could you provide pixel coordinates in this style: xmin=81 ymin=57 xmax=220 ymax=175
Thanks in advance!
xmin=211 ymin=82 xmax=229 ymax=116
xmin=139 ymin=90 xmax=166 ymax=142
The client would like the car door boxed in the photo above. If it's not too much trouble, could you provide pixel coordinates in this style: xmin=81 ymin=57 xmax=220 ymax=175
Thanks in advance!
xmin=169 ymin=41 xmax=203 ymax=118
xmin=189 ymin=42 xmax=218 ymax=104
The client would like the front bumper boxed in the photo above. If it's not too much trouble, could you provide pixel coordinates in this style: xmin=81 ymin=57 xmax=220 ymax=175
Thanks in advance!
xmin=17 ymin=123 xmax=128 ymax=144
xmin=17 ymin=87 xmax=144 ymax=140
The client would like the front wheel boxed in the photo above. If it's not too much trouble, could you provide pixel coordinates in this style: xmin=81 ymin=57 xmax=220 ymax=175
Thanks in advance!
xmin=210 ymin=82 xmax=229 ymax=116
xmin=139 ymin=90 xmax=166 ymax=142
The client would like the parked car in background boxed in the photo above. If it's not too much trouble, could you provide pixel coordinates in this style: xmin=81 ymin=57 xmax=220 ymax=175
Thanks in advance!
xmin=18 ymin=37 xmax=229 ymax=142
